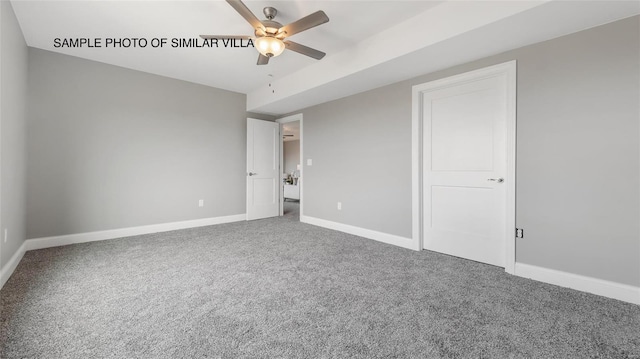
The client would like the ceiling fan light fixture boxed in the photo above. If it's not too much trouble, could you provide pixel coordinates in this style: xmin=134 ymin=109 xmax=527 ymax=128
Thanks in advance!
xmin=255 ymin=36 xmax=285 ymax=58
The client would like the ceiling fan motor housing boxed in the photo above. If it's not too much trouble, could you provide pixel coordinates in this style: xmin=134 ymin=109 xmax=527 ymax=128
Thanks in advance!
xmin=256 ymin=20 xmax=283 ymax=36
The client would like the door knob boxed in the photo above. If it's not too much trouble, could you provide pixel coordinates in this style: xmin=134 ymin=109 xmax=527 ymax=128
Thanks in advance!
xmin=248 ymin=172 xmax=257 ymax=176
xmin=488 ymin=178 xmax=504 ymax=183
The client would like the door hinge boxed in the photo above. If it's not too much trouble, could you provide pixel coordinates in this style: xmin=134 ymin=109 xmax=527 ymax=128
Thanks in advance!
xmin=515 ymin=228 xmax=524 ymax=239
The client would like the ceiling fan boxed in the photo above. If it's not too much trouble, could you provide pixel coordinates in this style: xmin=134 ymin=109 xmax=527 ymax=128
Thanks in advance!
xmin=200 ymin=0 xmax=329 ymax=65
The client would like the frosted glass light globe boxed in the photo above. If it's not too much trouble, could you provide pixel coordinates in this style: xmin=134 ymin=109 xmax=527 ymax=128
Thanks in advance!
xmin=255 ymin=36 xmax=285 ymax=57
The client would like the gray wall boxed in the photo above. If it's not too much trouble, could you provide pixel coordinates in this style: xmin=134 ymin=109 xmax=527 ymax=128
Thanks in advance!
xmin=283 ymin=140 xmax=300 ymax=175
xmin=303 ymin=84 xmax=412 ymax=237
xmin=27 ymin=48 xmax=247 ymax=238
xmin=301 ymin=16 xmax=639 ymax=286
xmin=0 ymin=0 xmax=28 ymax=270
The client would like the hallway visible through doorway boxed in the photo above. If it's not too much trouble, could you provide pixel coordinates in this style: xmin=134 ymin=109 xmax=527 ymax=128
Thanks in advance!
xmin=283 ymin=200 xmax=300 ymax=221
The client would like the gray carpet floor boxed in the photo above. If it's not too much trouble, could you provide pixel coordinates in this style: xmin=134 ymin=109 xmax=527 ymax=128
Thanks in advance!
xmin=283 ymin=199 xmax=300 ymax=220
xmin=1 ymin=201 xmax=639 ymax=358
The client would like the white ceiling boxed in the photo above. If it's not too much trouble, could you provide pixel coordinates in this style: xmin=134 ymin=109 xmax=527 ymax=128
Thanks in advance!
xmin=282 ymin=120 xmax=299 ymax=141
xmin=10 ymin=0 xmax=640 ymax=116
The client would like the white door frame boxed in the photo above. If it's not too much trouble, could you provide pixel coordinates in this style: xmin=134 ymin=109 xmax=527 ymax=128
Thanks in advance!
xmin=276 ymin=113 xmax=303 ymax=218
xmin=411 ymin=61 xmax=517 ymax=274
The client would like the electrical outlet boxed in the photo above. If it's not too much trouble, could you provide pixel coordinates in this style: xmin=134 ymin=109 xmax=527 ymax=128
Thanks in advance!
xmin=307 ymin=159 xmax=312 ymax=166
xmin=198 ymin=199 xmax=204 ymax=207
xmin=337 ymin=202 xmax=342 ymax=210
xmin=516 ymin=228 xmax=524 ymax=238
xmin=3 ymin=229 xmax=7 ymax=243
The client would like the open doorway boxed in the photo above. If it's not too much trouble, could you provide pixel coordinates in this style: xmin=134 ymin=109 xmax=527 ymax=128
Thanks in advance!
xmin=277 ymin=114 xmax=303 ymax=221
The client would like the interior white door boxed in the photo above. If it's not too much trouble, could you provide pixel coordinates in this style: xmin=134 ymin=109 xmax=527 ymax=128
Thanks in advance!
xmin=422 ymin=74 xmax=508 ymax=267
xmin=247 ymin=118 xmax=280 ymax=220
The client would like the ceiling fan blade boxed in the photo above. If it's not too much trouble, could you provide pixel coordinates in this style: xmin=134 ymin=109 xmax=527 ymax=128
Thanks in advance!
xmin=226 ymin=0 xmax=264 ymax=31
xmin=199 ymin=35 xmax=252 ymax=40
xmin=284 ymin=41 xmax=326 ymax=60
xmin=257 ymin=54 xmax=270 ymax=65
xmin=278 ymin=11 xmax=329 ymax=37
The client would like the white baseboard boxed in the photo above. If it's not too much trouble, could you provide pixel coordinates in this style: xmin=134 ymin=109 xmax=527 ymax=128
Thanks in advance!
xmin=1 ymin=241 xmax=26 ymax=290
xmin=300 ymin=215 xmax=419 ymax=251
xmin=25 ymin=214 xmax=246 ymax=251
xmin=514 ymin=262 xmax=640 ymax=305
xmin=7 ymin=214 xmax=639 ymax=306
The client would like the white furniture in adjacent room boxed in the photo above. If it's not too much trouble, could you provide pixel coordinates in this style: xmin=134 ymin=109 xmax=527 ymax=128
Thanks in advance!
xmin=284 ymin=184 xmax=300 ymax=200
